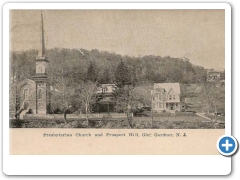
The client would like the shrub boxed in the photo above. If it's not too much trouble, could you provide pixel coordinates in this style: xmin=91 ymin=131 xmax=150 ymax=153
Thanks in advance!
xmin=26 ymin=108 xmax=33 ymax=114
xmin=54 ymin=108 xmax=62 ymax=114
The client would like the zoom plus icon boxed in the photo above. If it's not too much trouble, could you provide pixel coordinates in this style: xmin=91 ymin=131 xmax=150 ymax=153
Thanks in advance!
xmin=217 ymin=135 xmax=238 ymax=156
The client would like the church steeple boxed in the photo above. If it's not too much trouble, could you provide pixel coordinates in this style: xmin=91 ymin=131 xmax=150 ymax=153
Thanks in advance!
xmin=34 ymin=10 xmax=49 ymax=77
xmin=33 ymin=10 xmax=49 ymax=79
xmin=38 ymin=11 xmax=45 ymax=58
xmin=32 ymin=10 xmax=50 ymax=115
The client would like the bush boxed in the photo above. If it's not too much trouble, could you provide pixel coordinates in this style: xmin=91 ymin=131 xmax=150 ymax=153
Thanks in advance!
xmin=142 ymin=107 xmax=151 ymax=111
xmin=26 ymin=108 xmax=33 ymax=114
xmin=54 ymin=108 xmax=62 ymax=114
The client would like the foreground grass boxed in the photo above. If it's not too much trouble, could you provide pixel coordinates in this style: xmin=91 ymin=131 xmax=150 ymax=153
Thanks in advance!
xmin=9 ymin=117 xmax=224 ymax=129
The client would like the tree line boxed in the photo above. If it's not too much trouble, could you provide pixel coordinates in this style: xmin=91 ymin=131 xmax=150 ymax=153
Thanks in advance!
xmin=10 ymin=48 xmax=218 ymax=85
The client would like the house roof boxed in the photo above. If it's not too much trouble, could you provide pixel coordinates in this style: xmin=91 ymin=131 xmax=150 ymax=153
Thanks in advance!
xmin=207 ymin=69 xmax=220 ymax=73
xmin=153 ymin=83 xmax=181 ymax=94
xmin=96 ymin=84 xmax=116 ymax=94
xmin=98 ymin=96 xmax=115 ymax=104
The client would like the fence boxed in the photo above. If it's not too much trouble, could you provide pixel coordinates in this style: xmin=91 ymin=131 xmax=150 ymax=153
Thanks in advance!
xmin=23 ymin=112 xmax=132 ymax=120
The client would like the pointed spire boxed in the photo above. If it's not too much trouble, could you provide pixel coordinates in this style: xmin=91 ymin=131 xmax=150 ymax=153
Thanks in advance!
xmin=38 ymin=10 xmax=45 ymax=58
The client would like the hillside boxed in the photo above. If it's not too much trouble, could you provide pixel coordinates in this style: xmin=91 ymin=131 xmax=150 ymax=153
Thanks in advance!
xmin=10 ymin=48 xmax=221 ymax=84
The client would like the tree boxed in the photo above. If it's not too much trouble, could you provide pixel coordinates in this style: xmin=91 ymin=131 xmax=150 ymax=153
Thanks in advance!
xmin=132 ymin=80 xmax=154 ymax=128
xmin=85 ymin=62 xmax=98 ymax=82
xmin=220 ymin=70 xmax=225 ymax=80
xmin=113 ymin=60 xmax=135 ymax=127
xmin=144 ymin=86 xmax=155 ymax=128
xmin=100 ymin=68 xmax=111 ymax=84
xmin=130 ymin=84 xmax=153 ymax=128
xmin=114 ymin=60 xmax=131 ymax=88
xmin=48 ymin=83 xmax=75 ymax=123
xmin=48 ymin=89 xmax=64 ymax=119
xmin=77 ymin=81 xmax=98 ymax=123
xmin=199 ymin=81 xmax=225 ymax=122
xmin=48 ymin=52 xmax=75 ymax=123
xmin=113 ymin=85 xmax=135 ymax=128
xmin=10 ymin=50 xmax=36 ymax=81
xmin=9 ymin=79 xmax=18 ymax=118
xmin=114 ymin=82 xmax=154 ymax=129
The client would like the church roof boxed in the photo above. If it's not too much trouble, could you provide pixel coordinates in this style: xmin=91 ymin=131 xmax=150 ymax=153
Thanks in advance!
xmin=16 ymin=78 xmax=35 ymax=86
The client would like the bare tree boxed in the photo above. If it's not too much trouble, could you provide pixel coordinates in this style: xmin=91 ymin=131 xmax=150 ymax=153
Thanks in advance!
xmin=117 ymin=82 xmax=154 ymax=129
xmin=48 ymin=88 xmax=62 ymax=119
xmin=48 ymin=55 xmax=76 ymax=123
xmin=49 ymin=76 xmax=75 ymax=123
xmin=9 ymin=80 xmax=18 ymax=118
xmin=199 ymin=81 xmax=225 ymax=122
xmin=77 ymin=81 xmax=98 ymax=124
xmin=133 ymin=81 xmax=154 ymax=128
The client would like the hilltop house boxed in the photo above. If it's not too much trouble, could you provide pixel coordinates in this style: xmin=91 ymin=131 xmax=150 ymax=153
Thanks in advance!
xmin=207 ymin=69 xmax=220 ymax=82
xmin=151 ymin=83 xmax=181 ymax=112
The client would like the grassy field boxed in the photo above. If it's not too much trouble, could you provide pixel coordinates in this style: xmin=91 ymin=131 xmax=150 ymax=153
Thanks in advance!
xmin=9 ymin=114 xmax=224 ymax=129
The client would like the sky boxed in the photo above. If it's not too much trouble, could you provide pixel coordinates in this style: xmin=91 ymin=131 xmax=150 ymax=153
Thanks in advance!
xmin=10 ymin=10 xmax=225 ymax=70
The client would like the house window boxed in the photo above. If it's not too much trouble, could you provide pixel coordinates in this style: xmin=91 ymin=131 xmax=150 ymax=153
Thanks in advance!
xmin=153 ymin=94 xmax=158 ymax=100
xmin=23 ymin=89 xmax=29 ymax=100
xmin=169 ymin=95 xmax=172 ymax=100
xmin=173 ymin=95 xmax=175 ymax=100
xmin=158 ymin=95 xmax=162 ymax=101
xmin=152 ymin=103 xmax=155 ymax=108
xmin=38 ymin=89 xmax=42 ymax=100
xmin=159 ymin=103 xmax=162 ymax=108
xmin=102 ymin=87 xmax=108 ymax=92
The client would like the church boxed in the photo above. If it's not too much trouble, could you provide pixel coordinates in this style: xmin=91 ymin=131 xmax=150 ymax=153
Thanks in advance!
xmin=14 ymin=12 xmax=50 ymax=115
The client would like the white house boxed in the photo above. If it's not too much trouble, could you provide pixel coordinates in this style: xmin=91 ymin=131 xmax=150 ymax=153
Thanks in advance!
xmin=151 ymin=83 xmax=181 ymax=112
xmin=207 ymin=69 xmax=221 ymax=82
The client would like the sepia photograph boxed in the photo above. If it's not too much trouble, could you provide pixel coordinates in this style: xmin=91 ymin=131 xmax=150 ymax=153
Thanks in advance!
xmin=3 ymin=3 xmax=235 ymax=176
xmin=9 ymin=9 xmax=225 ymax=129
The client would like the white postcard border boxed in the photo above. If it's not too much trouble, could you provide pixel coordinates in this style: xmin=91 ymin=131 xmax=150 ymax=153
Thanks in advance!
xmin=3 ymin=2 xmax=231 ymax=175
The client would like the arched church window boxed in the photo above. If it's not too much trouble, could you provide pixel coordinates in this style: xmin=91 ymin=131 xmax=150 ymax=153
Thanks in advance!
xmin=23 ymin=89 xmax=29 ymax=100
xmin=38 ymin=89 xmax=42 ymax=100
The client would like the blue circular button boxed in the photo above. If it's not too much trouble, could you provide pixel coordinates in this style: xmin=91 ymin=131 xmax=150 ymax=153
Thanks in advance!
xmin=217 ymin=135 xmax=238 ymax=156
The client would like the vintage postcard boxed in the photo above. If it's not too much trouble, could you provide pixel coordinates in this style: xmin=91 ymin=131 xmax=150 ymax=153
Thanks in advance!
xmin=3 ymin=3 xmax=232 ymax=175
